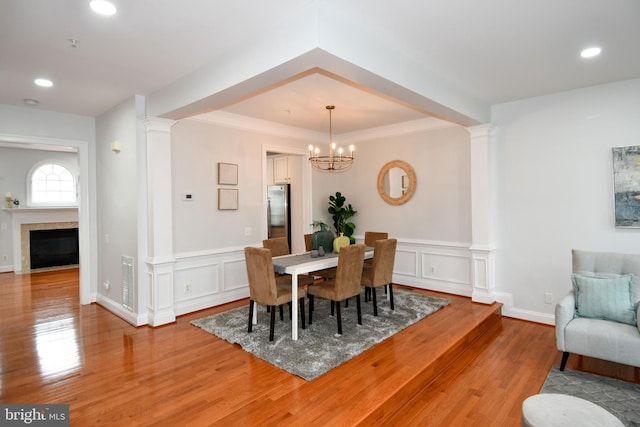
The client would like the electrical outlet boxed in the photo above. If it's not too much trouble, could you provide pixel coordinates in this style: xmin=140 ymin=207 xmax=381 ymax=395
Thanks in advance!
xmin=245 ymin=227 xmax=253 ymax=236
xmin=544 ymin=292 xmax=553 ymax=304
xmin=104 ymin=281 xmax=110 ymax=291
xmin=430 ymin=265 xmax=436 ymax=273
xmin=2 ymin=255 xmax=7 ymax=262
xmin=185 ymin=283 xmax=191 ymax=293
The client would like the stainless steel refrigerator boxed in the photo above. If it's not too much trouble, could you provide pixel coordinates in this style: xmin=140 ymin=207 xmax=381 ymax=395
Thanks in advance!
xmin=267 ymin=184 xmax=291 ymax=249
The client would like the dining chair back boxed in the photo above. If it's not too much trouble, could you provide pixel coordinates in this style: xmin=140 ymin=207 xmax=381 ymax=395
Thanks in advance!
xmin=308 ymin=243 xmax=366 ymax=334
xmin=304 ymin=234 xmax=313 ymax=252
xmin=361 ymin=238 xmax=397 ymax=316
xmin=363 ymin=231 xmax=389 ymax=271
xmin=262 ymin=237 xmax=290 ymax=257
xmin=364 ymin=231 xmax=389 ymax=247
xmin=263 ymin=237 xmax=315 ymax=287
xmin=245 ymin=246 xmax=306 ymax=341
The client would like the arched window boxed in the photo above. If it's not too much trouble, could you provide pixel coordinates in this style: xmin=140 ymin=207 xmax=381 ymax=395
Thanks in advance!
xmin=29 ymin=162 xmax=77 ymax=206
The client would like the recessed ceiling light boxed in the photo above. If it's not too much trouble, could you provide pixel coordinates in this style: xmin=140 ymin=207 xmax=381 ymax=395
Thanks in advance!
xmin=580 ymin=47 xmax=602 ymax=58
xmin=23 ymin=99 xmax=39 ymax=106
xmin=90 ymin=0 xmax=117 ymax=16
xmin=34 ymin=78 xmax=53 ymax=87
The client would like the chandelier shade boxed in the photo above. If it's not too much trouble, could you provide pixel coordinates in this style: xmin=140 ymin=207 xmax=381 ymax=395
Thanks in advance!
xmin=308 ymin=105 xmax=354 ymax=172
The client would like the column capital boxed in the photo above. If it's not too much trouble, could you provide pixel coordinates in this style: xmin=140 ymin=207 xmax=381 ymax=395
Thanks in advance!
xmin=465 ymin=123 xmax=492 ymax=139
xmin=142 ymin=117 xmax=177 ymax=132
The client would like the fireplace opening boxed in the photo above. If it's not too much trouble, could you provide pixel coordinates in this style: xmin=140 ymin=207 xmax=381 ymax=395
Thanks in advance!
xmin=29 ymin=228 xmax=79 ymax=270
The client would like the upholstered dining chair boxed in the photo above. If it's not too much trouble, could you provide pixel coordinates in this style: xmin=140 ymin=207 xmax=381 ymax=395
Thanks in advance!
xmin=304 ymin=234 xmax=313 ymax=252
xmin=308 ymin=244 xmax=366 ymax=335
xmin=263 ymin=237 xmax=315 ymax=286
xmin=363 ymin=231 xmax=388 ymax=267
xmin=364 ymin=231 xmax=389 ymax=247
xmin=245 ymin=247 xmax=307 ymax=341
xmin=361 ymin=238 xmax=397 ymax=316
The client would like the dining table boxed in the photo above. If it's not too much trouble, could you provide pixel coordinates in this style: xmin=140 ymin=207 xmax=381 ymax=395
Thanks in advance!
xmin=262 ymin=248 xmax=374 ymax=340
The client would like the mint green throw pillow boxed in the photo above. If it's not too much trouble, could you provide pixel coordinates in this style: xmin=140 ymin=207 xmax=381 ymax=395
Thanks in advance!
xmin=572 ymin=274 xmax=637 ymax=326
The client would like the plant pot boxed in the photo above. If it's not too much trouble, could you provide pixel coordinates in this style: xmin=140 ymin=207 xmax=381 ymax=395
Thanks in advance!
xmin=333 ymin=233 xmax=350 ymax=253
xmin=312 ymin=229 xmax=334 ymax=254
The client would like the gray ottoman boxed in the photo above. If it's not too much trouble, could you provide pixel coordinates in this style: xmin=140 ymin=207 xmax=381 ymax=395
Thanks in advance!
xmin=522 ymin=393 xmax=624 ymax=427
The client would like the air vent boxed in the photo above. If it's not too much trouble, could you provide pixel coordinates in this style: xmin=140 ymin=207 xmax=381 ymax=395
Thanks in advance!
xmin=122 ymin=255 xmax=134 ymax=311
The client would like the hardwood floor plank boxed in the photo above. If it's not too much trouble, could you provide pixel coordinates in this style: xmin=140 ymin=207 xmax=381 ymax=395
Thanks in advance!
xmin=1 ymin=269 xmax=638 ymax=426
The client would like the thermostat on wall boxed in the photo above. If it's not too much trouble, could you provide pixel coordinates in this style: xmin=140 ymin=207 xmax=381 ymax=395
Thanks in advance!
xmin=181 ymin=193 xmax=194 ymax=201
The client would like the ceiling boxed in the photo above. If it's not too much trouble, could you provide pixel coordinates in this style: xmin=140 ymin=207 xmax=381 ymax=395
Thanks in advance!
xmin=1 ymin=0 xmax=639 ymax=134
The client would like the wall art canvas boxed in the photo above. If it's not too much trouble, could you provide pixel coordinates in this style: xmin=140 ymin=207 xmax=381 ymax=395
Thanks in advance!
xmin=612 ymin=145 xmax=640 ymax=228
xmin=218 ymin=188 xmax=238 ymax=210
xmin=218 ymin=162 xmax=238 ymax=185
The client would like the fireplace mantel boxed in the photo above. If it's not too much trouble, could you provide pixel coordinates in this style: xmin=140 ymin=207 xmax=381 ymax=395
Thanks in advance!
xmin=7 ymin=207 xmax=79 ymax=272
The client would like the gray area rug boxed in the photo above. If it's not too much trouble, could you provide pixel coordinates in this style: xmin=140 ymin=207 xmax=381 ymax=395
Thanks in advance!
xmin=541 ymin=366 xmax=640 ymax=426
xmin=191 ymin=289 xmax=450 ymax=381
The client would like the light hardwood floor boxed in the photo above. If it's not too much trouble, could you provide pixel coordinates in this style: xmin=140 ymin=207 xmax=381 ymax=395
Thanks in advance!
xmin=1 ymin=268 xmax=638 ymax=426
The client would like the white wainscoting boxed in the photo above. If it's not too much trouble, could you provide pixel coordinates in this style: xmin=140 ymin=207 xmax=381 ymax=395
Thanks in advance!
xmin=390 ymin=239 xmax=473 ymax=297
xmin=168 ymin=240 xmax=553 ymax=326
xmin=173 ymin=247 xmax=249 ymax=316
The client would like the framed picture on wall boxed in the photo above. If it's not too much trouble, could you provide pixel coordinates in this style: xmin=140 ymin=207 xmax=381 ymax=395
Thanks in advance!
xmin=218 ymin=162 xmax=238 ymax=185
xmin=218 ymin=188 xmax=238 ymax=210
xmin=612 ymin=145 xmax=640 ymax=228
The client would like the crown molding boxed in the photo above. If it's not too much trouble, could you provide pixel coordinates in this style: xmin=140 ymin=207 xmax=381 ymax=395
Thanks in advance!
xmin=189 ymin=111 xmax=458 ymax=143
xmin=189 ymin=111 xmax=326 ymax=142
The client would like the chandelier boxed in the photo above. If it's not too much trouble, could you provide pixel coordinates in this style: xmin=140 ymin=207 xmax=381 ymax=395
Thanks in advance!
xmin=308 ymin=105 xmax=354 ymax=172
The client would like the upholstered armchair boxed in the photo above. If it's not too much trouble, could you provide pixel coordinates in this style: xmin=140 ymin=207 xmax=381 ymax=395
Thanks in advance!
xmin=555 ymin=249 xmax=640 ymax=370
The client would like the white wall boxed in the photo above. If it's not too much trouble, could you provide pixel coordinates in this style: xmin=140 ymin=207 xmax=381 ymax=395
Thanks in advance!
xmin=344 ymin=125 xmax=472 ymax=244
xmin=492 ymin=78 xmax=640 ymax=323
xmin=169 ymin=118 xmax=313 ymax=314
xmin=94 ymin=98 xmax=140 ymax=322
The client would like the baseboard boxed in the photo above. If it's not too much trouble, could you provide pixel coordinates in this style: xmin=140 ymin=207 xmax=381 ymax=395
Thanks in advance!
xmin=96 ymin=294 xmax=148 ymax=326
xmin=495 ymin=291 xmax=555 ymax=325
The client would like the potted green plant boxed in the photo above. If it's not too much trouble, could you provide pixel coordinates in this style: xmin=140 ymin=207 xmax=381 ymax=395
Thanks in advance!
xmin=328 ymin=192 xmax=357 ymax=245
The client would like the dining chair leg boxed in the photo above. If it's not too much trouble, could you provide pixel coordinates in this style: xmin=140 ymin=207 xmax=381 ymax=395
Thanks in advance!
xmin=356 ymin=294 xmax=362 ymax=325
xmin=280 ymin=304 xmax=285 ymax=321
xmin=335 ymin=299 xmax=343 ymax=335
xmin=345 ymin=298 xmax=349 ymax=308
xmin=330 ymin=300 xmax=335 ymax=316
xmin=372 ymin=286 xmax=378 ymax=316
xmin=269 ymin=305 xmax=276 ymax=341
xmin=299 ymin=298 xmax=306 ymax=329
xmin=248 ymin=300 xmax=254 ymax=333
xmin=308 ymin=295 xmax=314 ymax=325
xmin=388 ymin=283 xmax=394 ymax=310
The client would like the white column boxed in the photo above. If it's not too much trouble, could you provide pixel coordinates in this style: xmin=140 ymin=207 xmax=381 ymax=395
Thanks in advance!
xmin=142 ymin=117 xmax=177 ymax=326
xmin=466 ymin=124 xmax=496 ymax=304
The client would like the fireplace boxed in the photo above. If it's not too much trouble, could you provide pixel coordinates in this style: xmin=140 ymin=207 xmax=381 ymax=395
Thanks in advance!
xmin=7 ymin=207 xmax=79 ymax=273
xmin=29 ymin=228 xmax=79 ymax=269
